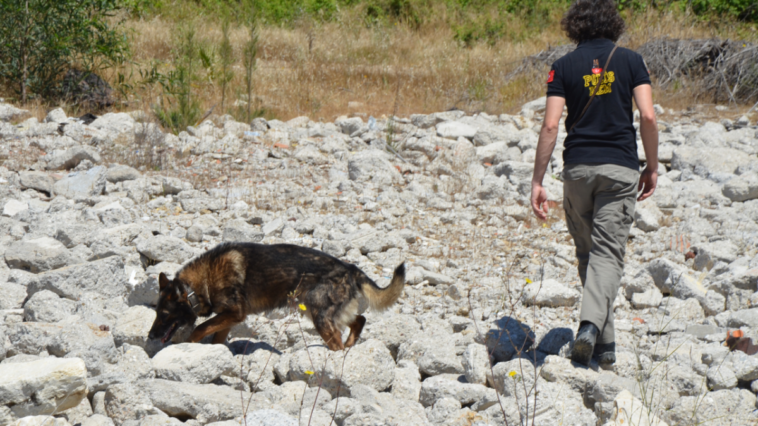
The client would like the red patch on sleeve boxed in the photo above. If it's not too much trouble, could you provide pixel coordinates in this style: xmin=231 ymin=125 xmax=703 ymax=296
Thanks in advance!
xmin=546 ymin=70 xmax=555 ymax=83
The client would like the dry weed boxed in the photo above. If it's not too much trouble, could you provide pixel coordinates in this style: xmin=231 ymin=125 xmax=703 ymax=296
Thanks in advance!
xmin=9 ymin=8 xmax=758 ymax=122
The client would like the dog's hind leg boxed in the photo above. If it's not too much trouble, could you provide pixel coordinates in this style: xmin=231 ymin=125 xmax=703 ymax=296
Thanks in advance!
xmin=212 ymin=328 xmax=232 ymax=344
xmin=189 ymin=312 xmax=244 ymax=343
xmin=344 ymin=315 xmax=366 ymax=348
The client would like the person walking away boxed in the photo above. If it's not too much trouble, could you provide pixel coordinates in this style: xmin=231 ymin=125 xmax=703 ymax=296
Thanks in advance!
xmin=529 ymin=0 xmax=659 ymax=366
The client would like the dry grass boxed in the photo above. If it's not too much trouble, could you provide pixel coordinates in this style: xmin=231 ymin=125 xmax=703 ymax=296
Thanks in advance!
xmin=15 ymin=8 xmax=758 ymax=123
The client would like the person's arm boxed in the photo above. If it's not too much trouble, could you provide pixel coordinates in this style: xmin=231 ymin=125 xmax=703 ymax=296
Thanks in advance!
xmin=633 ymin=84 xmax=658 ymax=201
xmin=531 ymin=96 xmax=566 ymax=220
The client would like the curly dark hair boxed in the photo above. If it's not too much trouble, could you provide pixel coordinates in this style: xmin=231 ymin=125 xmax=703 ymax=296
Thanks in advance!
xmin=561 ymin=0 xmax=626 ymax=44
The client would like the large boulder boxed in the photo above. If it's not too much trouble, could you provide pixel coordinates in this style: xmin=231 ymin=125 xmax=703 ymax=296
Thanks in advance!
xmin=634 ymin=199 xmax=663 ymax=232
xmin=347 ymin=150 xmax=401 ymax=186
xmin=19 ymin=171 xmax=54 ymax=195
xmin=390 ymin=361 xmax=422 ymax=402
xmin=0 ymin=103 xmax=29 ymax=122
xmin=707 ymin=366 xmax=738 ymax=390
xmin=360 ymin=314 xmax=422 ymax=358
xmin=45 ymin=146 xmax=101 ymax=170
xmin=103 ymin=383 xmax=154 ymax=426
xmin=89 ymin=113 xmax=135 ymax=138
xmin=492 ymin=161 xmax=534 ymax=184
xmin=722 ymin=173 xmax=758 ymax=202
xmin=222 ymin=219 xmax=264 ymax=243
xmin=111 ymin=306 xmax=159 ymax=354
xmin=335 ymin=116 xmax=363 ymax=135
xmin=0 ymin=358 xmax=88 ymax=420
xmin=462 ymin=343 xmax=490 ymax=386
xmin=337 ymin=384 xmax=431 ymax=426
xmin=45 ymin=320 xmax=119 ymax=378
xmin=55 ymin=223 xmax=100 ymax=248
xmin=53 ymin=166 xmax=107 ymax=198
xmin=671 ymin=147 xmax=754 ymax=177
xmin=142 ymin=379 xmax=272 ymax=424
xmin=26 ymin=256 xmax=128 ymax=301
xmin=419 ymin=375 xmax=494 ymax=408
xmin=4 ymin=322 xmax=66 ymax=357
xmin=2 ymin=200 xmax=28 ymax=217
xmin=136 ymin=235 xmax=196 ymax=264
xmin=288 ymin=339 xmax=395 ymax=396
xmin=521 ymin=279 xmax=580 ymax=307
xmin=12 ymin=416 xmax=72 ymax=426
xmin=89 ymin=344 xmax=155 ymax=395
xmin=729 ymin=351 xmax=758 ymax=382
xmin=105 ymin=165 xmax=141 ymax=183
xmin=397 ymin=329 xmax=462 ymax=377
xmin=179 ymin=197 xmax=225 ymax=213
xmin=23 ymin=290 xmax=77 ymax=322
xmin=520 ymin=96 xmax=547 ymax=116
xmin=243 ymin=410 xmax=297 ymax=426
xmin=692 ymin=240 xmax=739 ymax=271
xmin=662 ymin=389 xmax=757 ymax=426
xmin=436 ymin=121 xmax=477 ymax=139
xmin=491 ymin=358 xmax=538 ymax=399
xmin=5 ymin=237 xmax=73 ymax=273
xmin=293 ymin=145 xmax=328 ymax=165
xmin=476 ymin=142 xmax=521 ymax=165
xmin=152 ymin=343 xmax=236 ymax=384
xmin=0 ymin=282 xmax=27 ymax=310
xmin=728 ymin=308 xmax=758 ymax=328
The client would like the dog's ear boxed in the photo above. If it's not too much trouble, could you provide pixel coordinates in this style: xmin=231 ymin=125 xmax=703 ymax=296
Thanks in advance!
xmin=159 ymin=273 xmax=169 ymax=291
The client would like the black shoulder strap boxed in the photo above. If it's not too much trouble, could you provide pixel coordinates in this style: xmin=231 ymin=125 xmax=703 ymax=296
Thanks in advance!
xmin=568 ymin=44 xmax=618 ymax=134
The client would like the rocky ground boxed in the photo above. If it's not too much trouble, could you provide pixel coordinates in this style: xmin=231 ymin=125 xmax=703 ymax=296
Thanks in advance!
xmin=0 ymin=98 xmax=757 ymax=426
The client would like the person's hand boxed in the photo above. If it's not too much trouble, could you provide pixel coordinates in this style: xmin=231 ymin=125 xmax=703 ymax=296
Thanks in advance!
xmin=531 ymin=181 xmax=549 ymax=220
xmin=637 ymin=167 xmax=658 ymax=201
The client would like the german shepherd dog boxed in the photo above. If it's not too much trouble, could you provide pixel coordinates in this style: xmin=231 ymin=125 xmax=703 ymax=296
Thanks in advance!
xmin=147 ymin=242 xmax=405 ymax=351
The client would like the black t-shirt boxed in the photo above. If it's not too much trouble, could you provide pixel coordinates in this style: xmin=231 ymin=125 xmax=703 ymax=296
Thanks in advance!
xmin=546 ymin=38 xmax=651 ymax=170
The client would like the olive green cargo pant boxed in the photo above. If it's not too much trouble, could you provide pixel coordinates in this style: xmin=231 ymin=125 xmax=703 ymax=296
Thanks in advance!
xmin=562 ymin=163 xmax=639 ymax=345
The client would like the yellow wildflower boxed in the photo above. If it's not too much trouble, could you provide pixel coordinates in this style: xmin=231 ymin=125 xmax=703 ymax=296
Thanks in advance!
xmin=299 ymin=303 xmax=307 ymax=311
xmin=305 ymin=370 xmax=314 ymax=376
xmin=508 ymin=370 xmax=517 ymax=378
xmin=525 ymin=278 xmax=533 ymax=284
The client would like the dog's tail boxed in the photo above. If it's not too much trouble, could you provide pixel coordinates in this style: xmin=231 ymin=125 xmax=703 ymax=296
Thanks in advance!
xmin=359 ymin=263 xmax=406 ymax=311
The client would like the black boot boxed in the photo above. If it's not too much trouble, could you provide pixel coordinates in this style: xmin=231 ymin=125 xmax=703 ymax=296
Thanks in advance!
xmin=571 ymin=322 xmax=599 ymax=366
xmin=594 ymin=341 xmax=616 ymax=365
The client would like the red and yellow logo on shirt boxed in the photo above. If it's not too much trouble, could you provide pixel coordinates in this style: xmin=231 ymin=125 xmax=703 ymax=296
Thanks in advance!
xmin=583 ymin=59 xmax=615 ymax=96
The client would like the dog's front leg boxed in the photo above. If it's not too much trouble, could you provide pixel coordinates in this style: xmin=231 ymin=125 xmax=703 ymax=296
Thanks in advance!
xmin=189 ymin=312 xmax=243 ymax=343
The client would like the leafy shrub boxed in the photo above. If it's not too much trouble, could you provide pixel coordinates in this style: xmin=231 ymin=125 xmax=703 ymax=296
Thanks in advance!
xmin=687 ymin=0 xmax=758 ymax=21
xmin=154 ymin=28 xmax=203 ymax=133
xmin=0 ymin=0 xmax=127 ymax=103
xmin=218 ymin=21 xmax=235 ymax=112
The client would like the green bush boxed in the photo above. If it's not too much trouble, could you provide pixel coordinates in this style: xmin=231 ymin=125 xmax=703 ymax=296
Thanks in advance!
xmin=0 ymin=0 xmax=127 ymax=103
xmin=687 ymin=0 xmax=758 ymax=21
xmin=154 ymin=28 xmax=203 ymax=133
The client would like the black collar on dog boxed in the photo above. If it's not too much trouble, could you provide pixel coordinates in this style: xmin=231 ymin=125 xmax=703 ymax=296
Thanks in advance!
xmin=187 ymin=291 xmax=202 ymax=315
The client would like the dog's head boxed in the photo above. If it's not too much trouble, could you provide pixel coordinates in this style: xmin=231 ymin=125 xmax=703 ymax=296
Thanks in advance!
xmin=148 ymin=273 xmax=197 ymax=344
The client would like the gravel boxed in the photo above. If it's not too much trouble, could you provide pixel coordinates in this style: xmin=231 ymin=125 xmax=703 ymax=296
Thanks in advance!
xmin=2 ymin=100 xmax=758 ymax=426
